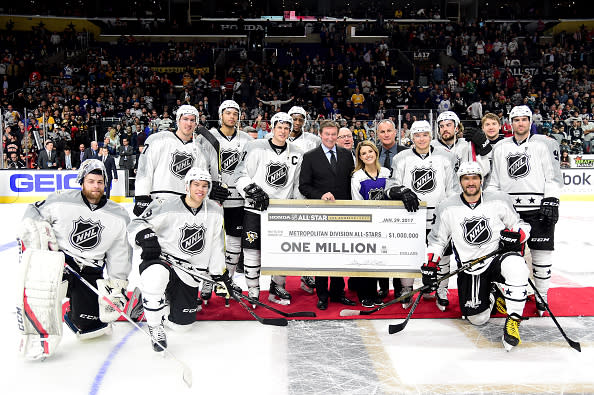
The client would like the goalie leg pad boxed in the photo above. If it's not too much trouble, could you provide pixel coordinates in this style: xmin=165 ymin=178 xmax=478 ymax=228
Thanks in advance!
xmin=17 ymin=249 xmax=66 ymax=360
xmin=97 ymin=278 xmax=129 ymax=323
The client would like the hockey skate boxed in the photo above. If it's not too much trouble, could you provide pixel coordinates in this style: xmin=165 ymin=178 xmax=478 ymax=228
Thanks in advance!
xmin=491 ymin=285 xmax=507 ymax=315
xmin=200 ymin=280 xmax=213 ymax=305
xmin=300 ymin=276 xmax=315 ymax=294
xmin=400 ymin=286 xmax=413 ymax=309
xmin=436 ymin=287 xmax=449 ymax=312
xmin=502 ymin=313 xmax=522 ymax=351
xmin=269 ymin=281 xmax=291 ymax=305
xmin=148 ymin=323 xmax=167 ymax=352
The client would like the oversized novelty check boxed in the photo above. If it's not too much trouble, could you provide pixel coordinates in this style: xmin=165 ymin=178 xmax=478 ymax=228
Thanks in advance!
xmin=261 ymin=199 xmax=426 ymax=277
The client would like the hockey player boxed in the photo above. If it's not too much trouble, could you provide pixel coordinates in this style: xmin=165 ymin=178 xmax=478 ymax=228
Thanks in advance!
xmin=486 ymin=105 xmax=562 ymax=316
xmin=133 ymin=104 xmax=229 ymax=217
xmin=17 ymin=159 xmax=132 ymax=360
xmin=128 ymin=167 xmax=227 ymax=351
xmin=425 ymin=161 xmax=531 ymax=351
xmin=389 ymin=120 xmax=458 ymax=310
xmin=233 ymin=112 xmax=304 ymax=305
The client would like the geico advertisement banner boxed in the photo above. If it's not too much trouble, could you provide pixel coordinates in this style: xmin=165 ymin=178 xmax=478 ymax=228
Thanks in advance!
xmin=561 ymin=168 xmax=594 ymax=200
xmin=261 ymin=199 xmax=426 ymax=277
xmin=0 ymin=170 xmax=129 ymax=203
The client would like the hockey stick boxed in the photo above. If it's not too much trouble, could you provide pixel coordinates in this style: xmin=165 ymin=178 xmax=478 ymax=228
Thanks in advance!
xmin=64 ymin=264 xmax=193 ymax=388
xmin=340 ymin=249 xmax=502 ymax=317
xmin=388 ymin=292 xmax=423 ymax=334
xmin=162 ymin=260 xmax=288 ymax=326
xmin=528 ymin=278 xmax=581 ymax=352
xmin=236 ymin=292 xmax=317 ymax=318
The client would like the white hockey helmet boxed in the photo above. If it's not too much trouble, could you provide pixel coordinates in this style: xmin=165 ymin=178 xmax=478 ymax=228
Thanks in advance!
xmin=176 ymin=104 xmax=200 ymax=124
xmin=218 ymin=100 xmax=241 ymax=119
xmin=184 ymin=167 xmax=212 ymax=193
xmin=288 ymin=106 xmax=307 ymax=119
xmin=508 ymin=105 xmax=532 ymax=125
xmin=77 ymin=159 xmax=107 ymax=185
xmin=410 ymin=120 xmax=433 ymax=138
xmin=270 ymin=112 xmax=293 ymax=130
xmin=457 ymin=161 xmax=483 ymax=182
xmin=436 ymin=111 xmax=460 ymax=128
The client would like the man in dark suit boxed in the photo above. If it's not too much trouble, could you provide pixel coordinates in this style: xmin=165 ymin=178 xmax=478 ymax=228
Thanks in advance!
xmin=59 ymin=146 xmax=80 ymax=170
xmin=37 ymin=140 xmax=59 ymax=169
xmin=118 ymin=137 xmax=135 ymax=172
xmin=100 ymin=147 xmax=118 ymax=199
xmin=82 ymin=140 xmax=100 ymax=163
xmin=299 ymin=119 xmax=357 ymax=310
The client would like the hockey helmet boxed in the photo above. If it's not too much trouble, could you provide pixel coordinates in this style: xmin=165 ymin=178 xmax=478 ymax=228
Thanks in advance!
xmin=457 ymin=161 xmax=483 ymax=182
xmin=508 ymin=105 xmax=532 ymax=125
xmin=184 ymin=167 xmax=212 ymax=193
xmin=218 ymin=100 xmax=241 ymax=119
xmin=270 ymin=112 xmax=293 ymax=130
xmin=436 ymin=111 xmax=460 ymax=128
xmin=76 ymin=159 xmax=107 ymax=185
xmin=410 ymin=120 xmax=433 ymax=138
xmin=288 ymin=106 xmax=307 ymax=119
xmin=176 ymin=104 xmax=200 ymax=124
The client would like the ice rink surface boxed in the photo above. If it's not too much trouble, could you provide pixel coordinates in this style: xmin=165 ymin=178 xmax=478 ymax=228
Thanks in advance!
xmin=2 ymin=201 xmax=594 ymax=395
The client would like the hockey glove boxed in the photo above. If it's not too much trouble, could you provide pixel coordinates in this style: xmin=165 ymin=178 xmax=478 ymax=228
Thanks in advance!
xmin=244 ymin=183 xmax=270 ymax=211
xmin=421 ymin=253 xmax=440 ymax=293
xmin=385 ymin=186 xmax=419 ymax=212
xmin=463 ymin=127 xmax=492 ymax=156
xmin=209 ymin=181 xmax=231 ymax=203
xmin=135 ymin=228 xmax=161 ymax=261
xmin=97 ymin=278 xmax=129 ymax=323
xmin=18 ymin=217 xmax=58 ymax=251
xmin=499 ymin=229 xmax=522 ymax=253
xmin=133 ymin=195 xmax=152 ymax=217
xmin=538 ymin=197 xmax=559 ymax=227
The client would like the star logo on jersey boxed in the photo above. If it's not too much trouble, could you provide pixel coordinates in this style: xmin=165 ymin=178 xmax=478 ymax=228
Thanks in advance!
xmin=221 ymin=149 xmax=240 ymax=174
xmin=178 ymin=224 xmax=206 ymax=255
xmin=368 ymin=188 xmax=384 ymax=200
xmin=245 ymin=231 xmax=258 ymax=244
xmin=69 ymin=217 xmax=104 ymax=252
xmin=506 ymin=152 xmax=530 ymax=179
xmin=411 ymin=167 xmax=436 ymax=194
xmin=169 ymin=150 xmax=194 ymax=179
xmin=461 ymin=216 xmax=492 ymax=247
xmin=265 ymin=162 xmax=288 ymax=188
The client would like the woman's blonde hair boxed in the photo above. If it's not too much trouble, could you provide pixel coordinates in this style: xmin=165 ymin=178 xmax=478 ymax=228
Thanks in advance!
xmin=353 ymin=140 xmax=381 ymax=175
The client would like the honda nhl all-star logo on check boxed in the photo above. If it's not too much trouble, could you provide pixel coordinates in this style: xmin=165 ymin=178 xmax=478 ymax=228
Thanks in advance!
xmin=461 ymin=216 xmax=492 ymax=247
xmin=169 ymin=150 xmax=194 ymax=179
xmin=221 ymin=149 xmax=240 ymax=174
xmin=179 ymin=224 xmax=206 ymax=255
xmin=69 ymin=217 xmax=104 ymax=251
xmin=506 ymin=152 xmax=530 ymax=179
xmin=265 ymin=162 xmax=288 ymax=188
xmin=411 ymin=167 xmax=436 ymax=193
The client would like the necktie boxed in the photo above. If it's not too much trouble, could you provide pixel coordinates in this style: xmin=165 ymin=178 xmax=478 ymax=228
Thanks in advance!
xmin=383 ymin=149 xmax=391 ymax=168
xmin=330 ymin=149 xmax=337 ymax=170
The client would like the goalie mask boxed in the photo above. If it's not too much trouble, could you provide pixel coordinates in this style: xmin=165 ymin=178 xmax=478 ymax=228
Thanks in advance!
xmin=176 ymin=104 xmax=200 ymax=124
xmin=184 ymin=167 xmax=212 ymax=194
xmin=76 ymin=159 xmax=107 ymax=185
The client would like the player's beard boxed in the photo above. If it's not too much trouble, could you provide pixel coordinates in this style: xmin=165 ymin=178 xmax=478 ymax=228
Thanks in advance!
xmin=462 ymin=184 xmax=481 ymax=200
xmin=82 ymin=185 xmax=104 ymax=204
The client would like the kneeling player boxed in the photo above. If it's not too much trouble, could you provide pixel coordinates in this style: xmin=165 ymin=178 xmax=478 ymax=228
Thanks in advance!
xmin=424 ymin=162 xmax=531 ymax=351
xmin=17 ymin=159 xmax=132 ymax=360
xmin=128 ymin=167 xmax=227 ymax=352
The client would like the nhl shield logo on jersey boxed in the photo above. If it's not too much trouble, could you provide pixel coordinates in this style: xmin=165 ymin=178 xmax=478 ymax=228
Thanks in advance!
xmin=221 ymin=149 xmax=240 ymax=174
xmin=178 ymin=224 xmax=206 ymax=255
xmin=411 ymin=167 xmax=436 ymax=193
xmin=265 ymin=162 xmax=289 ymax=188
xmin=506 ymin=152 xmax=530 ymax=179
xmin=169 ymin=150 xmax=194 ymax=179
xmin=462 ymin=216 xmax=492 ymax=247
xmin=368 ymin=188 xmax=384 ymax=200
xmin=69 ymin=217 xmax=104 ymax=251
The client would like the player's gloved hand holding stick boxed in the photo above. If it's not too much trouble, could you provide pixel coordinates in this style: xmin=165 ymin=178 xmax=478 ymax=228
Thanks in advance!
xmin=135 ymin=228 xmax=161 ymax=260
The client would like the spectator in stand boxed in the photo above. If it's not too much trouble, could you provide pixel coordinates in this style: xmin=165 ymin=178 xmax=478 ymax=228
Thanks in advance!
xmin=37 ymin=140 xmax=58 ymax=170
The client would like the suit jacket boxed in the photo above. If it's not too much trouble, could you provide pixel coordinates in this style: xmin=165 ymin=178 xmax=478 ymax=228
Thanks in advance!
xmin=59 ymin=152 xmax=80 ymax=170
xmin=118 ymin=145 xmax=135 ymax=169
xmin=38 ymin=149 xmax=58 ymax=169
xmin=299 ymin=145 xmax=354 ymax=200
xmin=82 ymin=147 xmax=99 ymax=163
xmin=101 ymin=155 xmax=118 ymax=180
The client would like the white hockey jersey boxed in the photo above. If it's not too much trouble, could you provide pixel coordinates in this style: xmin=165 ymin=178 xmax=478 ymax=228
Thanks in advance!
xmin=389 ymin=146 xmax=458 ymax=229
xmin=234 ymin=139 xmax=304 ymax=213
xmin=427 ymin=191 xmax=531 ymax=274
xmin=351 ymin=167 xmax=391 ymax=200
xmin=485 ymin=134 xmax=562 ymax=212
xmin=23 ymin=190 xmax=132 ymax=280
xmin=135 ymin=131 xmax=219 ymax=199
xmin=431 ymin=137 xmax=490 ymax=176
xmin=128 ymin=196 xmax=225 ymax=287
xmin=208 ymin=128 xmax=254 ymax=208
xmin=265 ymin=131 xmax=321 ymax=153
